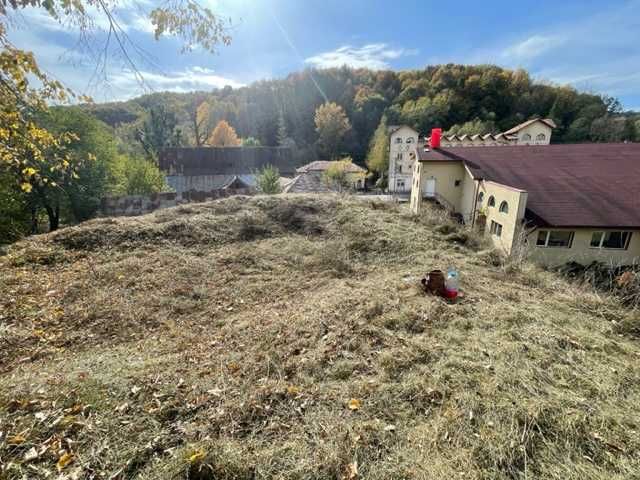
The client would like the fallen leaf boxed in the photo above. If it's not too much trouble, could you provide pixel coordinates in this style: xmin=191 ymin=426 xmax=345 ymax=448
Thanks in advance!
xmin=56 ymin=452 xmax=74 ymax=472
xmin=286 ymin=385 xmax=300 ymax=396
xmin=347 ymin=398 xmax=361 ymax=411
xmin=343 ymin=460 xmax=358 ymax=480
xmin=7 ymin=434 xmax=26 ymax=445
xmin=24 ymin=447 xmax=39 ymax=462
xmin=384 ymin=424 xmax=396 ymax=432
xmin=188 ymin=449 xmax=206 ymax=463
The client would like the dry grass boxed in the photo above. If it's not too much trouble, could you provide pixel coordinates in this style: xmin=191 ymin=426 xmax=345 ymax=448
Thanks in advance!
xmin=1 ymin=194 xmax=639 ymax=479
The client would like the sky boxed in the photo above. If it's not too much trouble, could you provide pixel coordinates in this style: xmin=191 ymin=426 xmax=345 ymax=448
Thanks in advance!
xmin=6 ymin=0 xmax=640 ymax=109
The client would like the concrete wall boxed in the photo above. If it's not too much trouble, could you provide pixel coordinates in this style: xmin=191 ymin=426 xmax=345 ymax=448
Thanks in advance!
xmin=527 ymin=228 xmax=640 ymax=267
xmin=388 ymin=126 xmax=419 ymax=193
xmin=100 ymin=188 xmax=254 ymax=217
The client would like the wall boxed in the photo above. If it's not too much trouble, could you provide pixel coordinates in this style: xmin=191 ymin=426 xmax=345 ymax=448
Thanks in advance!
xmin=388 ymin=126 xmax=419 ymax=193
xmin=527 ymin=228 xmax=640 ymax=267
xmin=478 ymin=181 xmax=528 ymax=253
xmin=515 ymin=123 xmax=552 ymax=145
xmin=100 ymin=188 xmax=254 ymax=217
xmin=418 ymin=161 xmax=466 ymax=211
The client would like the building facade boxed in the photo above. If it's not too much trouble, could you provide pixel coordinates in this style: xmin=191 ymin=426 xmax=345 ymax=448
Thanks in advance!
xmin=388 ymin=125 xmax=419 ymax=193
xmin=410 ymin=143 xmax=640 ymax=266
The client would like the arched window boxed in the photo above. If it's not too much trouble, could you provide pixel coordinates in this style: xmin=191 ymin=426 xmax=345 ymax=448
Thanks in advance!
xmin=395 ymin=137 xmax=402 ymax=144
xmin=406 ymin=137 xmax=414 ymax=143
xmin=477 ymin=192 xmax=484 ymax=204
xmin=522 ymin=133 xmax=532 ymax=141
xmin=499 ymin=201 xmax=509 ymax=213
xmin=536 ymin=133 xmax=546 ymax=141
xmin=488 ymin=196 xmax=495 ymax=207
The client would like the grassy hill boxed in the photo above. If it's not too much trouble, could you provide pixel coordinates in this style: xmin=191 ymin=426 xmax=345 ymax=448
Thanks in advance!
xmin=1 ymin=195 xmax=639 ymax=479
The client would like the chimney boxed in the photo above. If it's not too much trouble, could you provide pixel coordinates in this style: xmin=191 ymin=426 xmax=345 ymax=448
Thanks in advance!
xmin=430 ymin=128 xmax=442 ymax=149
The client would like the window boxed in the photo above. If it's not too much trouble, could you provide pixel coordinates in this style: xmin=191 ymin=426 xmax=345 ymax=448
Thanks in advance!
xmin=536 ymin=230 xmax=574 ymax=248
xmin=499 ymin=201 xmax=509 ymax=213
xmin=590 ymin=231 xmax=632 ymax=250
xmin=490 ymin=221 xmax=503 ymax=237
xmin=406 ymin=137 xmax=414 ymax=143
xmin=488 ymin=196 xmax=496 ymax=207
xmin=395 ymin=137 xmax=402 ymax=144
xmin=477 ymin=192 xmax=484 ymax=204
xmin=454 ymin=180 xmax=461 ymax=187
xmin=536 ymin=133 xmax=546 ymax=141
xmin=397 ymin=165 xmax=403 ymax=173
xmin=396 ymin=179 xmax=405 ymax=189
xmin=396 ymin=152 xmax=403 ymax=160
xmin=409 ymin=151 xmax=416 ymax=160
xmin=522 ymin=133 xmax=532 ymax=141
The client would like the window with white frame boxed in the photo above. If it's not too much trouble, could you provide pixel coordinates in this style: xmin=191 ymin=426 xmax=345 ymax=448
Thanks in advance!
xmin=536 ymin=133 xmax=546 ymax=141
xmin=522 ymin=133 xmax=532 ymax=141
xmin=395 ymin=137 xmax=402 ymax=144
xmin=499 ymin=201 xmax=509 ymax=213
xmin=397 ymin=152 xmax=403 ymax=160
xmin=536 ymin=230 xmax=574 ymax=248
xmin=397 ymin=179 xmax=405 ymax=189
xmin=477 ymin=192 xmax=484 ymax=204
xmin=590 ymin=231 xmax=632 ymax=250
xmin=397 ymin=165 xmax=402 ymax=173
xmin=487 ymin=195 xmax=495 ymax=207
xmin=406 ymin=137 xmax=414 ymax=143
xmin=490 ymin=220 xmax=503 ymax=237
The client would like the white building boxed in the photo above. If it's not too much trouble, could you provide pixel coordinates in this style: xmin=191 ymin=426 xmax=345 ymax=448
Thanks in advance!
xmin=388 ymin=125 xmax=419 ymax=193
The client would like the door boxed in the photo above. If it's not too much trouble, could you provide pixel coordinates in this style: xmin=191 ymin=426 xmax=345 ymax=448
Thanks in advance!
xmin=424 ymin=178 xmax=436 ymax=198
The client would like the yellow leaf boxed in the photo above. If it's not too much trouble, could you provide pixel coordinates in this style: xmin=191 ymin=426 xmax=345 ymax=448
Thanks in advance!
xmin=286 ymin=385 xmax=300 ymax=396
xmin=347 ymin=398 xmax=361 ymax=411
xmin=188 ymin=449 xmax=206 ymax=463
xmin=56 ymin=452 xmax=74 ymax=471
xmin=7 ymin=434 xmax=26 ymax=445
xmin=20 ymin=182 xmax=32 ymax=193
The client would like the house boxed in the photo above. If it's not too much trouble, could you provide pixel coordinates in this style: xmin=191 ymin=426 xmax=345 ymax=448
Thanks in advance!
xmin=388 ymin=119 xmax=556 ymax=193
xmin=410 ymin=142 xmax=640 ymax=266
xmin=388 ymin=125 xmax=420 ymax=193
xmin=283 ymin=160 xmax=365 ymax=194
xmin=159 ymin=146 xmax=298 ymax=194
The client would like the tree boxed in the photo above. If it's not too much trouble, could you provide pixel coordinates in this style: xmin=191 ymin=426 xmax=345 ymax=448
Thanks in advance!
xmin=192 ymin=100 xmax=212 ymax=146
xmin=109 ymin=156 xmax=167 ymax=195
xmin=323 ymin=157 xmax=361 ymax=192
xmin=207 ymin=120 xmax=241 ymax=146
xmin=1 ymin=1 xmax=231 ymax=234
xmin=314 ymin=102 xmax=352 ymax=159
xmin=277 ymin=110 xmax=288 ymax=146
xmin=242 ymin=137 xmax=261 ymax=146
xmin=137 ymin=105 xmax=182 ymax=162
xmin=255 ymin=165 xmax=282 ymax=194
xmin=366 ymin=115 xmax=389 ymax=176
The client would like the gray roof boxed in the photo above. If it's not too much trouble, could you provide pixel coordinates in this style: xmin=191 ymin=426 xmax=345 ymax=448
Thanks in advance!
xmin=283 ymin=172 xmax=336 ymax=194
xmin=159 ymin=147 xmax=300 ymax=176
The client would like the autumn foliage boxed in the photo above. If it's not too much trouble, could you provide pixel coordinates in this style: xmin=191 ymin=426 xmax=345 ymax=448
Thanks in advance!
xmin=207 ymin=120 xmax=241 ymax=147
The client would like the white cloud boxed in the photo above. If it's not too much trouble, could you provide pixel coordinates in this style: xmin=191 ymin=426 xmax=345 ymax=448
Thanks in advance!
xmin=305 ymin=43 xmax=417 ymax=70
xmin=501 ymin=34 xmax=565 ymax=61
xmin=103 ymin=66 xmax=244 ymax=100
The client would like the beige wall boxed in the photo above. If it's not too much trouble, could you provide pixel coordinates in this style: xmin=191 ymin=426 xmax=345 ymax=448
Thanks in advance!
xmin=527 ymin=228 xmax=640 ymax=267
xmin=516 ymin=122 xmax=552 ymax=145
xmin=478 ymin=181 xmax=528 ymax=253
xmin=417 ymin=161 xmax=466 ymax=210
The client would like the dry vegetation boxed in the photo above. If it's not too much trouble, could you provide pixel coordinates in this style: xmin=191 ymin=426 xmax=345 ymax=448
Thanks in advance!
xmin=1 ymin=194 xmax=639 ymax=480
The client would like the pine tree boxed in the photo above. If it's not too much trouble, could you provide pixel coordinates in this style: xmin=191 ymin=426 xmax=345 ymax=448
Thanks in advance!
xmin=277 ymin=110 xmax=288 ymax=147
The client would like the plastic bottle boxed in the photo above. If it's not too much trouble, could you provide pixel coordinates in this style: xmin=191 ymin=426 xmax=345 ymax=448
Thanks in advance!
xmin=445 ymin=267 xmax=459 ymax=299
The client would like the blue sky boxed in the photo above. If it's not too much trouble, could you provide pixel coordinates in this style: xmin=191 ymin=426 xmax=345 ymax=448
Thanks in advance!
xmin=7 ymin=0 xmax=640 ymax=109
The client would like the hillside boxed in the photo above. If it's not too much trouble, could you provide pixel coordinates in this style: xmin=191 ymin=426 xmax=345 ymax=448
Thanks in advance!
xmin=83 ymin=65 xmax=640 ymax=164
xmin=1 ymin=195 xmax=639 ymax=479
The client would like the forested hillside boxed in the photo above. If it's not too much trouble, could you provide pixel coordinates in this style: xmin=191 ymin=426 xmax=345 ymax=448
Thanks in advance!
xmin=85 ymin=64 xmax=640 ymax=164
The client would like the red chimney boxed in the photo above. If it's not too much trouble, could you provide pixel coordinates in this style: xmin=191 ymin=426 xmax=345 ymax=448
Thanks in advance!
xmin=430 ymin=128 xmax=442 ymax=149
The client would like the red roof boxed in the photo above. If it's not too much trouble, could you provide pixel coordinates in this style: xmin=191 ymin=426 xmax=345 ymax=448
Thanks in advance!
xmin=417 ymin=143 xmax=640 ymax=228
